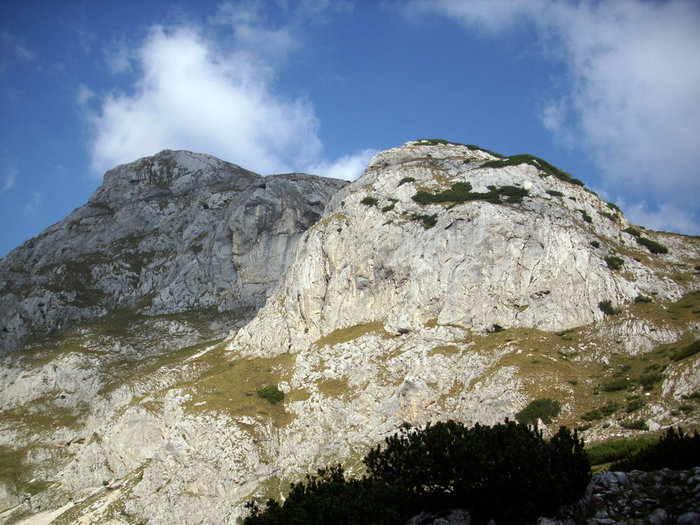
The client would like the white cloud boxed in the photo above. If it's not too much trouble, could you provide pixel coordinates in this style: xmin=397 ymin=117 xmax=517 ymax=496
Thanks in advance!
xmin=622 ymin=201 xmax=700 ymax=235
xmin=1 ymin=171 xmax=15 ymax=193
xmin=411 ymin=0 xmax=700 ymax=234
xmin=89 ymin=24 xmax=321 ymax=176
xmin=1 ymin=31 xmax=37 ymax=72
xmin=76 ymin=84 xmax=95 ymax=106
xmin=104 ymin=37 xmax=135 ymax=74
xmin=23 ymin=191 xmax=41 ymax=216
xmin=307 ymin=149 xmax=378 ymax=181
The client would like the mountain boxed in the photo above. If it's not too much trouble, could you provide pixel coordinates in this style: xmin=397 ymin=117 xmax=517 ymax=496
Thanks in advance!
xmin=0 ymin=150 xmax=347 ymax=355
xmin=0 ymin=141 xmax=698 ymax=524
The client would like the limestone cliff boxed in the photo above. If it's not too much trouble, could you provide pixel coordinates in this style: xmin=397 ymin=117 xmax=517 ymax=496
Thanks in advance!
xmin=0 ymin=150 xmax=346 ymax=355
xmin=229 ymin=141 xmax=694 ymax=357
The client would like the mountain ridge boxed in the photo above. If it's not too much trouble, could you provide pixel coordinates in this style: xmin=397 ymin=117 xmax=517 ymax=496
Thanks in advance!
xmin=0 ymin=141 xmax=698 ymax=524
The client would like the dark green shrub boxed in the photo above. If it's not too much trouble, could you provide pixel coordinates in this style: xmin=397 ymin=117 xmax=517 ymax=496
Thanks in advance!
xmin=639 ymin=371 xmax=663 ymax=391
xmin=607 ymin=202 xmax=620 ymax=211
xmin=620 ymin=420 xmax=648 ymax=431
xmin=411 ymin=214 xmax=437 ymax=229
xmin=584 ymin=402 xmax=620 ymax=421
xmin=515 ymin=398 xmax=561 ymax=426
xmin=604 ymin=256 xmax=624 ymax=270
xmin=591 ymin=240 xmax=600 ymax=248
xmin=398 ymin=177 xmax=416 ymax=186
xmin=602 ymin=377 xmax=629 ymax=392
xmin=600 ymin=402 xmax=620 ymax=416
xmin=244 ymin=421 xmax=591 ymax=525
xmin=585 ymin=435 xmax=655 ymax=466
xmin=612 ymin=428 xmax=700 ymax=471
xmin=257 ymin=386 xmax=284 ymax=404
xmin=381 ymin=203 xmax=395 ymax=212
xmin=481 ymin=154 xmax=578 ymax=185
xmin=599 ymin=300 xmax=619 ymax=315
xmin=601 ymin=211 xmax=618 ymax=222
xmin=634 ymin=294 xmax=652 ymax=303
xmin=412 ymin=182 xmax=528 ymax=207
xmin=636 ymin=236 xmax=668 ymax=254
xmin=243 ymin=466 xmax=402 ymax=525
xmin=626 ymin=397 xmax=645 ymax=413
xmin=547 ymin=189 xmax=564 ymax=197
xmin=670 ymin=340 xmax=700 ymax=361
xmin=624 ymin=226 xmax=641 ymax=237
xmin=360 ymin=196 xmax=378 ymax=207
xmin=364 ymin=420 xmax=590 ymax=524
xmin=579 ymin=209 xmax=593 ymax=223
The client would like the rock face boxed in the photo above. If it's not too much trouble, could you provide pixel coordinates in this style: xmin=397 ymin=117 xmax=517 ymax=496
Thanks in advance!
xmin=0 ymin=141 xmax=698 ymax=525
xmin=229 ymin=141 xmax=692 ymax=357
xmin=0 ymin=150 xmax=346 ymax=355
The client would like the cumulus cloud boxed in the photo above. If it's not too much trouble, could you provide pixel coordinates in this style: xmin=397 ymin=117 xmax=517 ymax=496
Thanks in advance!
xmin=307 ymin=149 xmax=378 ymax=181
xmin=410 ymin=0 xmax=700 ymax=233
xmin=90 ymin=24 xmax=321 ymax=176
xmin=89 ymin=1 xmax=365 ymax=179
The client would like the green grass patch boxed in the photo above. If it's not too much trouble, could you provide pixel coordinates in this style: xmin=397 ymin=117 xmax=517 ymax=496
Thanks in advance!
xmin=670 ymin=340 xmax=700 ymax=361
xmin=315 ymin=321 xmax=386 ymax=347
xmin=585 ymin=435 xmax=655 ymax=466
xmin=398 ymin=177 xmax=416 ymax=186
xmin=546 ymin=190 xmax=564 ymax=197
xmin=623 ymin=226 xmax=641 ymax=237
xmin=602 ymin=377 xmax=629 ymax=392
xmin=182 ymin=349 xmax=295 ymax=425
xmin=317 ymin=377 xmax=350 ymax=398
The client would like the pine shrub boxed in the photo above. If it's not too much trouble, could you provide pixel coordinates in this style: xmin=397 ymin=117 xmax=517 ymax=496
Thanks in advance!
xmin=244 ymin=421 xmax=591 ymax=525
xmin=515 ymin=398 xmax=561 ymax=426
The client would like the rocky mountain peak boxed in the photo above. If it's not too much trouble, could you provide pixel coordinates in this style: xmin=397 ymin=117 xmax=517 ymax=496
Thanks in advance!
xmin=89 ymin=149 xmax=260 ymax=208
xmin=0 ymin=150 xmax=346 ymax=355
xmin=229 ymin=139 xmax=695 ymax=357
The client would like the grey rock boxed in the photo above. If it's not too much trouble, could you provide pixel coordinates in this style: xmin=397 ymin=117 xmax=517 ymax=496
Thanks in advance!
xmin=0 ymin=150 xmax=346 ymax=355
xmin=678 ymin=512 xmax=700 ymax=525
xmin=648 ymin=508 xmax=669 ymax=525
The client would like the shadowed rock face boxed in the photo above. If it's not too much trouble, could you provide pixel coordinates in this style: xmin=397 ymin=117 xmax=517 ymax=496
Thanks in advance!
xmin=0 ymin=150 xmax=347 ymax=355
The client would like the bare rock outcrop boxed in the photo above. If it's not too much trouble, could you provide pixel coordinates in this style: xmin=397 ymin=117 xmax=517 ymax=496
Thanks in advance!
xmin=0 ymin=150 xmax=346 ymax=355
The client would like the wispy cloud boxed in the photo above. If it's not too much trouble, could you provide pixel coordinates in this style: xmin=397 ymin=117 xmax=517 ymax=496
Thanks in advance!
xmin=23 ymin=191 xmax=41 ymax=216
xmin=1 ymin=171 xmax=16 ymax=193
xmin=409 ymin=0 xmax=700 ymax=234
xmin=76 ymin=84 xmax=95 ymax=106
xmin=0 ymin=31 xmax=37 ymax=72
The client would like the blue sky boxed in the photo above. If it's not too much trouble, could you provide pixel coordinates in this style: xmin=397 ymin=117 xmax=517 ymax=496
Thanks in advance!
xmin=1 ymin=0 xmax=699 ymax=257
